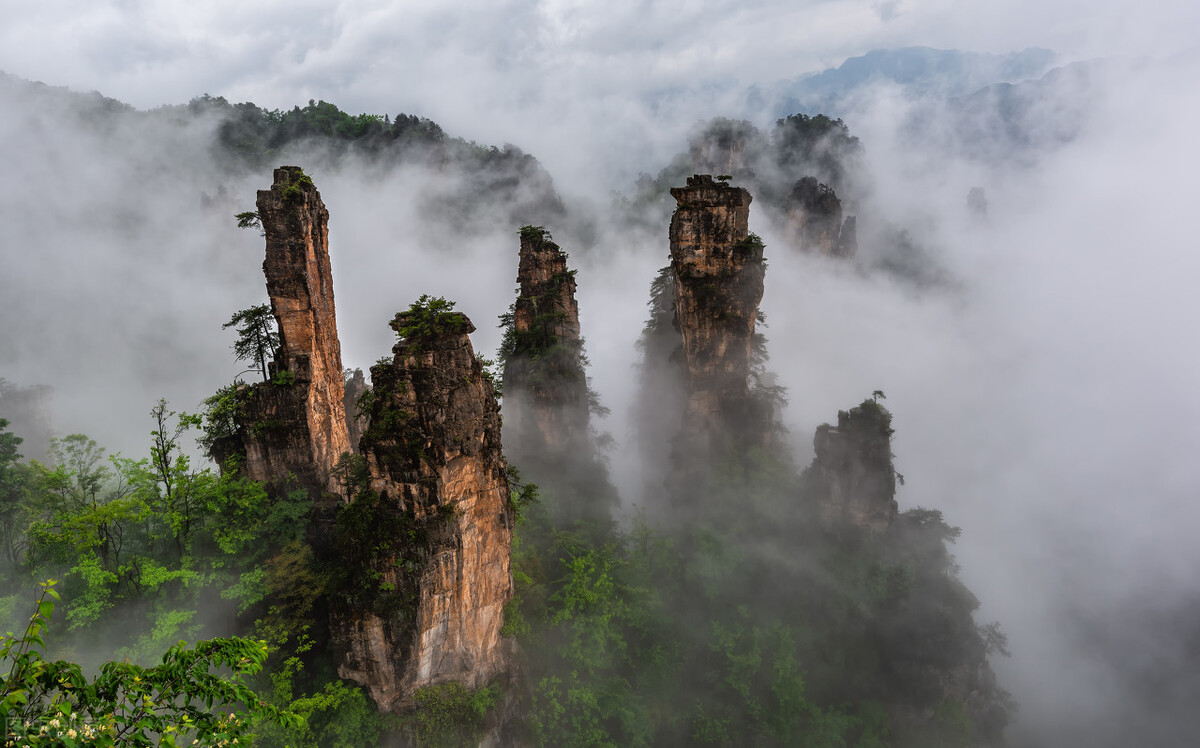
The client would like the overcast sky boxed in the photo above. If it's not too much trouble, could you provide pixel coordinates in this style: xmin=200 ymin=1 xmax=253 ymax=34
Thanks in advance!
xmin=2 ymin=0 xmax=1197 ymax=185
xmin=3 ymin=2 xmax=1200 ymax=746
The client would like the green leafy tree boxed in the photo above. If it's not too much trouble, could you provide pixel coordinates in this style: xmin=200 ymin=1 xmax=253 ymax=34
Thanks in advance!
xmin=0 ymin=419 xmax=32 ymax=572
xmin=0 ymin=580 xmax=298 ymax=746
xmin=223 ymin=304 xmax=280 ymax=382
xmin=395 ymin=295 xmax=470 ymax=345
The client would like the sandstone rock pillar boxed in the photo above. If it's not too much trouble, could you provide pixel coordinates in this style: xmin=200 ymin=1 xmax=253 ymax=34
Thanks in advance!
xmin=237 ymin=167 xmax=351 ymax=496
xmin=668 ymin=174 xmax=767 ymax=456
xmin=337 ymin=307 xmax=513 ymax=711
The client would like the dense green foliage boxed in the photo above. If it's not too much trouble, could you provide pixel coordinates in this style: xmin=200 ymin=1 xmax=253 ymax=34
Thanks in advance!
xmin=0 ymin=410 xmax=393 ymax=744
xmin=0 ymin=379 xmax=1008 ymax=746
xmin=0 ymin=581 xmax=296 ymax=746
xmin=773 ymin=114 xmax=862 ymax=191
xmin=395 ymin=295 xmax=471 ymax=346
xmin=185 ymin=96 xmax=445 ymax=169
xmin=505 ymin=440 xmax=1009 ymax=747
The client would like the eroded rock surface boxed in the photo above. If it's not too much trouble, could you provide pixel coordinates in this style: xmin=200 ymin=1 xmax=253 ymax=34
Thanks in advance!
xmin=236 ymin=167 xmax=350 ymax=497
xmin=337 ymin=309 xmax=513 ymax=712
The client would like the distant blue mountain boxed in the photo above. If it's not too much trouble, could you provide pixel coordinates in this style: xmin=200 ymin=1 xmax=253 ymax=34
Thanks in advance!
xmin=756 ymin=47 xmax=1057 ymax=118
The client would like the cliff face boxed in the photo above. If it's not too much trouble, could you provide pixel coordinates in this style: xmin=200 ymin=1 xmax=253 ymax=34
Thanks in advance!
xmin=237 ymin=167 xmax=350 ymax=497
xmin=336 ymin=308 xmax=513 ymax=712
xmin=786 ymin=176 xmax=857 ymax=256
xmin=806 ymin=399 xmax=898 ymax=531
xmin=669 ymin=174 xmax=770 ymax=455
xmin=502 ymin=227 xmax=588 ymax=453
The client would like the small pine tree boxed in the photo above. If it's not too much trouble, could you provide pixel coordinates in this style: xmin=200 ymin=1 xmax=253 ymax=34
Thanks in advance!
xmin=223 ymin=305 xmax=280 ymax=381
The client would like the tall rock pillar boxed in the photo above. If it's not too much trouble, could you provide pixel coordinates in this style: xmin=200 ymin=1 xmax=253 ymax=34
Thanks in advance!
xmin=501 ymin=226 xmax=616 ymax=528
xmin=336 ymin=306 xmax=513 ymax=711
xmin=237 ymin=167 xmax=350 ymax=496
xmin=502 ymin=226 xmax=588 ymax=453
xmin=669 ymin=174 xmax=768 ymax=457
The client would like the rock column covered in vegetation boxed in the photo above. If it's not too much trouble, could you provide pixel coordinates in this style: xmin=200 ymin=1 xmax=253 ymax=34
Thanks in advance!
xmin=336 ymin=307 xmax=512 ymax=712
xmin=237 ymin=167 xmax=351 ymax=496
xmin=785 ymin=176 xmax=857 ymax=256
xmin=502 ymin=227 xmax=589 ymax=459
xmin=501 ymin=227 xmax=616 ymax=528
xmin=669 ymin=174 xmax=769 ymax=456
xmin=806 ymin=399 xmax=898 ymax=531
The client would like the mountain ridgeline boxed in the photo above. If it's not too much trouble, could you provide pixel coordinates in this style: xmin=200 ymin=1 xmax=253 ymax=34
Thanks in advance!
xmin=186 ymin=165 xmax=1013 ymax=744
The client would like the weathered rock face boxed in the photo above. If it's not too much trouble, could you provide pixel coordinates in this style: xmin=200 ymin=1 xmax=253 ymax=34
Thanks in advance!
xmin=337 ymin=310 xmax=513 ymax=712
xmin=806 ymin=399 xmax=898 ymax=531
xmin=785 ymin=176 xmax=857 ymax=256
xmin=502 ymin=227 xmax=589 ymax=458
xmin=237 ymin=167 xmax=350 ymax=497
xmin=342 ymin=368 xmax=369 ymax=452
xmin=669 ymin=174 xmax=769 ymax=454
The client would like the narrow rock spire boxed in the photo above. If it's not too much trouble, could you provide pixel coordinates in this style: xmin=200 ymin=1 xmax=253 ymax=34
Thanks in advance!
xmin=502 ymin=226 xmax=588 ymax=453
xmin=237 ymin=166 xmax=350 ymax=497
xmin=668 ymin=174 xmax=769 ymax=457
xmin=500 ymin=226 xmax=616 ymax=529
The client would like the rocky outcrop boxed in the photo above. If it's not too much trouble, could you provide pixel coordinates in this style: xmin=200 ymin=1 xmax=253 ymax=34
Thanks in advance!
xmin=235 ymin=167 xmax=350 ymax=497
xmin=343 ymin=368 xmax=369 ymax=452
xmin=668 ymin=174 xmax=770 ymax=456
xmin=336 ymin=306 xmax=513 ymax=712
xmin=806 ymin=398 xmax=898 ymax=531
xmin=785 ymin=176 xmax=857 ymax=256
xmin=502 ymin=226 xmax=588 ymax=453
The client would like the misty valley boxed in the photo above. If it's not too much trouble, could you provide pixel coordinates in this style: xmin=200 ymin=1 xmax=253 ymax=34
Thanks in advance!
xmin=0 ymin=57 xmax=1185 ymax=747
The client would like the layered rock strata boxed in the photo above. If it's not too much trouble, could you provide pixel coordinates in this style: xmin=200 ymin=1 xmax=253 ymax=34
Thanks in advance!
xmin=337 ymin=309 xmax=513 ymax=711
xmin=236 ymin=167 xmax=350 ymax=497
xmin=806 ymin=399 xmax=898 ymax=531
xmin=668 ymin=174 xmax=769 ymax=455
